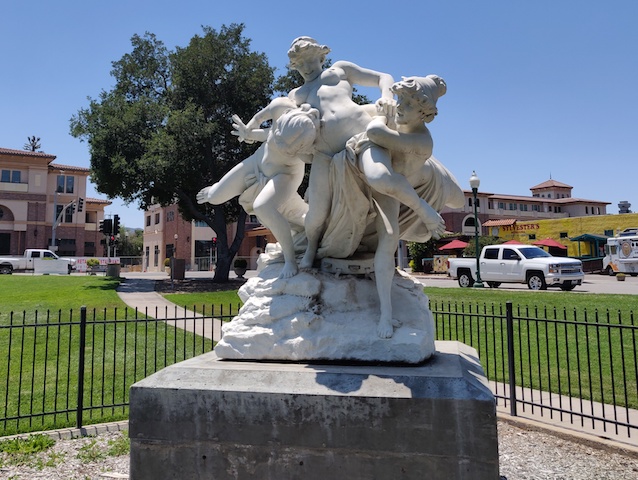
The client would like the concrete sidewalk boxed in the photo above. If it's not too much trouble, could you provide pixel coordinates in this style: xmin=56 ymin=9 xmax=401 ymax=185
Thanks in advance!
xmin=116 ymin=275 xmax=225 ymax=341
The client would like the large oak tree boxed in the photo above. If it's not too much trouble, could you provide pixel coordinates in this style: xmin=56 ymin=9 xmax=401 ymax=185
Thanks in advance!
xmin=70 ymin=24 xmax=274 ymax=281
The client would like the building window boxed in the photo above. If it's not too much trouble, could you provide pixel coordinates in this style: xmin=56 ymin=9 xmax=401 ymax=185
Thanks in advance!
xmin=604 ymin=229 xmax=614 ymax=236
xmin=529 ymin=234 xmax=536 ymax=240
xmin=498 ymin=202 xmax=505 ymax=209
xmin=154 ymin=213 xmax=160 ymax=225
xmin=509 ymin=203 xmax=517 ymax=210
xmin=1 ymin=169 xmax=22 ymax=183
xmin=519 ymin=204 xmax=528 ymax=211
xmin=548 ymin=206 xmax=552 ymax=212
xmin=0 ymin=207 xmax=4 ymax=220
xmin=146 ymin=215 xmax=151 ymax=227
xmin=585 ymin=206 xmax=589 ymax=214
xmin=56 ymin=175 xmax=74 ymax=193
xmin=532 ymin=205 xmax=540 ymax=212
xmin=194 ymin=220 xmax=208 ymax=228
xmin=167 ymin=211 xmax=175 ymax=222
xmin=560 ymin=232 xmax=568 ymax=239
xmin=154 ymin=245 xmax=159 ymax=267
xmin=488 ymin=201 xmax=493 ymax=209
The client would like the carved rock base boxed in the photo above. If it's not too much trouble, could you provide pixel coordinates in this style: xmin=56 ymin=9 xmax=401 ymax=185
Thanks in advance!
xmin=214 ymin=262 xmax=435 ymax=363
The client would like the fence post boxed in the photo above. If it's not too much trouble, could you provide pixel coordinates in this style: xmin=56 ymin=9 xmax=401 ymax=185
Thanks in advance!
xmin=506 ymin=301 xmax=517 ymax=416
xmin=76 ymin=306 xmax=87 ymax=429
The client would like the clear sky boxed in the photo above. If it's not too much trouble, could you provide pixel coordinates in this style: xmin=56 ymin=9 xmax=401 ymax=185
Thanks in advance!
xmin=2 ymin=1 xmax=636 ymax=228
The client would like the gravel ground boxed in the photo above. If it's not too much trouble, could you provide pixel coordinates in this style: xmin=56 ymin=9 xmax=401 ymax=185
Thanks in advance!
xmin=1 ymin=420 xmax=637 ymax=479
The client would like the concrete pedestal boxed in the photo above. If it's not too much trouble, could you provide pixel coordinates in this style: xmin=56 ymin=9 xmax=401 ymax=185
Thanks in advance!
xmin=129 ymin=341 xmax=499 ymax=479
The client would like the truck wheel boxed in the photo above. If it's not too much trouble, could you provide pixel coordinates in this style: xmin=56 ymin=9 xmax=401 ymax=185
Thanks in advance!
xmin=560 ymin=284 xmax=576 ymax=291
xmin=458 ymin=271 xmax=474 ymax=288
xmin=0 ymin=265 xmax=12 ymax=275
xmin=527 ymin=273 xmax=547 ymax=290
xmin=605 ymin=266 xmax=615 ymax=276
xmin=487 ymin=282 xmax=501 ymax=288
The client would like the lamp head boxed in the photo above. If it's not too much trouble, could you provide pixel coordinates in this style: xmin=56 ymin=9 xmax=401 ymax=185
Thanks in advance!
xmin=469 ymin=171 xmax=480 ymax=190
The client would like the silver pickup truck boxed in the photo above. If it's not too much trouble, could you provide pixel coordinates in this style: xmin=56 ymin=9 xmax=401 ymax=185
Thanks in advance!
xmin=447 ymin=244 xmax=584 ymax=290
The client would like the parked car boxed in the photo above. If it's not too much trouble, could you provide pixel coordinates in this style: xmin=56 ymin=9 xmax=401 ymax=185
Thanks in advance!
xmin=447 ymin=244 xmax=584 ymax=290
xmin=0 ymin=249 xmax=76 ymax=274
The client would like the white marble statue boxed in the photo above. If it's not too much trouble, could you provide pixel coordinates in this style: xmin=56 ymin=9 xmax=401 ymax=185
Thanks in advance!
xmin=200 ymin=37 xmax=465 ymax=359
xmin=196 ymin=98 xmax=319 ymax=278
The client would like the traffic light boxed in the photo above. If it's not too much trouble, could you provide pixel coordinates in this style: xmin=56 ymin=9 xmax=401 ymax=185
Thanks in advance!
xmin=212 ymin=237 xmax=217 ymax=248
xmin=113 ymin=214 xmax=120 ymax=236
xmin=99 ymin=220 xmax=105 ymax=233
xmin=78 ymin=197 xmax=84 ymax=213
xmin=70 ymin=203 xmax=76 ymax=214
xmin=103 ymin=219 xmax=112 ymax=235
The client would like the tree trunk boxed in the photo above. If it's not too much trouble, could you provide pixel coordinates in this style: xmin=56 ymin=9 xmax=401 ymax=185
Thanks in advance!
xmin=212 ymin=207 xmax=247 ymax=283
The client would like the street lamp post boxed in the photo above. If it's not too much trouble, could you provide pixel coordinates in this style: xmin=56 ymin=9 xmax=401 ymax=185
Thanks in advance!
xmin=469 ymin=171 xmax=484 ymax=288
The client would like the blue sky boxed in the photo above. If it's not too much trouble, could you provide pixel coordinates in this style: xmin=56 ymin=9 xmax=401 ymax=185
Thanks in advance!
xmin=2 ymin=1 xmax=636 ymax=228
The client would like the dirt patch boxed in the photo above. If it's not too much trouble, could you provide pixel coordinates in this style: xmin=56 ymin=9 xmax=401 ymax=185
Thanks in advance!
xmin=153 ymin=278 xmax=247 ymax=294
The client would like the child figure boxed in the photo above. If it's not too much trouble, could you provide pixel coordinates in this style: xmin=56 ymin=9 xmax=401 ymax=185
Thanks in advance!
xmin=357 ymin=75 xmax=454 ymax=337
xmin=197 ymin=98 xmax=320 ymax=278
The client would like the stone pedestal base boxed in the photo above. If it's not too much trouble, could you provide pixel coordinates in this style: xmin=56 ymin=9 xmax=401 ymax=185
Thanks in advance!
xmin=129 ymin=341 xmax=499 ymax=479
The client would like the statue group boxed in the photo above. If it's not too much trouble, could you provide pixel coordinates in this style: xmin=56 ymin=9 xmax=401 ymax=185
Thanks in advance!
xmin=197 ymin=37 xmax=464 ymax=361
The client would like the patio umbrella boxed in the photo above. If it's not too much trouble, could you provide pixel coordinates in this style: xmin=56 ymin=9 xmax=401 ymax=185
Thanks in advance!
xmin=532 ymin=238 xmax=567 ymax=249
xmin=502 ymin=240 xmax=525 ymax=245
xmin=439 ymin=239 xmax=469 ymax=250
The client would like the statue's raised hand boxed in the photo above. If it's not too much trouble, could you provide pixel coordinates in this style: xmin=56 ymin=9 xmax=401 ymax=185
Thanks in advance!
xmin=231 ymin=114 xmax=255 ymax=144
xmin=375 ymin=97 xmax=397 ymax=119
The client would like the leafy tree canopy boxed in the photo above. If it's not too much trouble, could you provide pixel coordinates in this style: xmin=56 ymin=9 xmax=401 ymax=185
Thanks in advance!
xmin=70 ymin=24 xmax=275 ymax=281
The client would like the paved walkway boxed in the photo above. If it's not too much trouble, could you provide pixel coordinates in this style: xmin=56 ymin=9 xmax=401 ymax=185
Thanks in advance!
xmin=116 ymin=274 xmax=225 ymax=341
xmin=114 ymin=270 xmax=638 ymax=452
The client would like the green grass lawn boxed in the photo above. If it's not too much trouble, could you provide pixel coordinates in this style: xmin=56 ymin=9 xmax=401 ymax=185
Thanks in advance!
xmin=163 ymin=290 xmax=242 ymax=315
xmin=425 ymin=286 xmax=638 ymax=410
xmin=0 ymin=276 xmax=213 ymax=436
xmin=0 ymin=275 xmax=125 ymax=323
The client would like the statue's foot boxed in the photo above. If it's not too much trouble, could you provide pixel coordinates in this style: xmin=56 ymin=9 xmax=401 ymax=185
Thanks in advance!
xmin=298 ymin=254 xmax=315 ymax=270
xmin=278 ymin=262 xmax=299 ymax=279
xmin=377 ymin=316 xmax=394 ymax=339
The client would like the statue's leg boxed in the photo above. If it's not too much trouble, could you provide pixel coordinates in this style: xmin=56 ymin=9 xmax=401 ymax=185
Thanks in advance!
xmin=372 ymin=192 xmax=400 ymax=339
xmin=299 ymin=154 xmax=332 ymax=269
xmin=359 ymin=147 xmax=444 ymax=239
xmin=253 ymin=173 xmax=300 ymax=279
xmin=204 ymin=154 xmax=258 ymax=205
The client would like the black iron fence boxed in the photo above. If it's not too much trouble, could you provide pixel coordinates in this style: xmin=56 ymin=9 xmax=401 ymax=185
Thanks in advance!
xmin=432 ymin=300 xmax=637 ymax=439
xmin=0 ymin=305 xmax=235 ymax=436
xmin=1 ymin=301 xmax=636 ymax=439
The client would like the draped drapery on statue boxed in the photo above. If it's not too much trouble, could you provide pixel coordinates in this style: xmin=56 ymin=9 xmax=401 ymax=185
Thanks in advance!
xmin=317 ymin=133 xmax=464 ymax=260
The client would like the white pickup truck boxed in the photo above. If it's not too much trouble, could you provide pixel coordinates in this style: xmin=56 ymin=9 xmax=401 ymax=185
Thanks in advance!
xmin=447 ymin=244 xmax=584 ymax=291
xmin=0 ymin=249 xmax=76 ymax=274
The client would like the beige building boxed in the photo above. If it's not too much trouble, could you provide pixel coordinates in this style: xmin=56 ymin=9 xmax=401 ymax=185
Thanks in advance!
xmin=441 ymin=179 xmax=611 ymax=237
xmin=142 ymin=203 xmax=272 ymax=272
xmin=0 ymin=147 xmax=110 ymax=256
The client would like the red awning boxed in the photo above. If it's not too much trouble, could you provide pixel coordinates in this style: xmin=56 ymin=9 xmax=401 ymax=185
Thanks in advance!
xmin=533 ymin=238 xmax=567 ymax=249
xmin=439 ymin=239 xmax=469 ymax=250
xmin=502 ymin=239 xmax=525 ymax=245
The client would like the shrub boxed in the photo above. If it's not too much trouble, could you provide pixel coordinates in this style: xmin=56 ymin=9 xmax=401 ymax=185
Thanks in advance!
xmin=86 ymin=258 xmax=100 ymax=268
